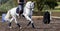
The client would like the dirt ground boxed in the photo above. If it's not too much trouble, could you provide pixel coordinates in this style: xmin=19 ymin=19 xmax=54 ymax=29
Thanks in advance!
xmin=0 ymin=17 xmax=60 ymax=31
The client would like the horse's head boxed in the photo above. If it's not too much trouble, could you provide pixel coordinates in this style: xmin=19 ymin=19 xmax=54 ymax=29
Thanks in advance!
xmin=30 ymin=1 xmax=35 ymax=9
xmin=24 ymin=1 xmax=35 ymax=11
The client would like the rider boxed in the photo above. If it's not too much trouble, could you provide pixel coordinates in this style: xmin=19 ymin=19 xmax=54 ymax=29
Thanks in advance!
xmin=17 ymin=0 xmax=26 ymax=15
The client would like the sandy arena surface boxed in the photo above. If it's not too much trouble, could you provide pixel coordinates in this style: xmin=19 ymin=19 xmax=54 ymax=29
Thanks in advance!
xmin=0 ymin=16 xmax=60 ymax=31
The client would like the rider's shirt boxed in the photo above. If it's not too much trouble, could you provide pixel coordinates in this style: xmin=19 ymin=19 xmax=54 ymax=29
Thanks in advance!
xmin=19 ymin=0 xmax=24 ymax=2
xmin=19 ymin=0 xmax=24 ymax=5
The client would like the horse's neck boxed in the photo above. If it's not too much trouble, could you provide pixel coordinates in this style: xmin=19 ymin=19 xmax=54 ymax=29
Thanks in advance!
xmin=24 ymin=2 xmax=31 ymax=8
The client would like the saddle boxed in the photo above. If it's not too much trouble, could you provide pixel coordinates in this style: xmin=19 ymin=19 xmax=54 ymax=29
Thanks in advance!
xmin=16 ymin=7 xmax=23 ymax=15
xmin=16 ymin=7 xmax=19 ymax=14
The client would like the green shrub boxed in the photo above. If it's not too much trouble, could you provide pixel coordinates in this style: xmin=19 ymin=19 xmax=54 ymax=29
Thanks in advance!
xmin=0 ymin=0 xmax=17 ymax=12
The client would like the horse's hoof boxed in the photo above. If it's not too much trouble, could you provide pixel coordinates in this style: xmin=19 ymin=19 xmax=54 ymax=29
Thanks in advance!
xmin=8 ymin=26 xmax=12 ymax=29
xmin=20 ymin=27 xmax=22 ymax=29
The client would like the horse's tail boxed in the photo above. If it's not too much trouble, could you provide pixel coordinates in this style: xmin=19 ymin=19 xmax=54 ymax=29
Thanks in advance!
xmin=5 ymin=10 xmax=11 ymax=19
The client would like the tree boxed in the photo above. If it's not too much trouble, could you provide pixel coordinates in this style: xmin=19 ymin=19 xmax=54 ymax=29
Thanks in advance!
xmin=36 ymin=0 xmax=58 ymax=11
xmin=45 ymin=0 xmax=58 ymax=9
xmin=36 ymin=0 xmax=46 ymax=11
xmin=0 ymin=0 xmax=9 ymax=5
xmin=13 ymin=0 xmax=18 ymax=6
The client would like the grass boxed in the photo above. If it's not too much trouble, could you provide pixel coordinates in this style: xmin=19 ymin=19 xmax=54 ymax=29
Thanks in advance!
xmin=51 ymin=10 xmax=60 ymax=12
xmin=57 ymin=2 xmax=60 ymax=4
xmin=0 ymin=0 xmax=16 ymax=12
xmin=52 ymin=2 xmax=60 ymax=12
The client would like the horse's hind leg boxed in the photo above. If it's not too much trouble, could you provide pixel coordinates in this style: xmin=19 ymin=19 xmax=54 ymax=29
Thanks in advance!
xmin=15 ymin=19 xmax=21 ymax=28
xmin=8 ymin=18 xmax=14 ymax=28
xmin=13 ymin=16 xmax=21 ymax=29
xmin=27 ymin=21 xmax=31 ymax=26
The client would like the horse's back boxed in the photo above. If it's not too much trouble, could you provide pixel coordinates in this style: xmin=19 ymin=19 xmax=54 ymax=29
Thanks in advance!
xmin=10 ymin=7 xmax=17 ymax=12
xmin=9 ymin=7 xmax=17 ymax=15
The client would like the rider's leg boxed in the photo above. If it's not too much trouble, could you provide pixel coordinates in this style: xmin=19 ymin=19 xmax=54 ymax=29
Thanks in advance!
xmin=17 ymin=5 xmax=22 ymax=16
xmin=19 ymin=4 xmax=24 ymax=15
xmin=18 ymin=5 xmax=22 ymax=11
xmin=18 ymin=5 xmax=22 ymax=15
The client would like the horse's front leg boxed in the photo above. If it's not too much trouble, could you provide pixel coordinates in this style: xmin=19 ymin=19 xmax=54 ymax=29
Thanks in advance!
xmin=24 ymin=15 xmax=35 ymax=28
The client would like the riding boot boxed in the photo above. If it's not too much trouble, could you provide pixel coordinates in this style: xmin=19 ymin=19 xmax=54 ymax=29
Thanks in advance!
xmin=32 ymin=23 xmax=35 ymax=28
xmin=27 ymin=21 xmax=31 ymax=26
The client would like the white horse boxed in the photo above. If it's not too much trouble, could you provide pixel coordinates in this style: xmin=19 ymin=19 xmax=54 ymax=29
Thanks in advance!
xmin=4 ymin=1 xmax=35 ymax=28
